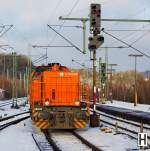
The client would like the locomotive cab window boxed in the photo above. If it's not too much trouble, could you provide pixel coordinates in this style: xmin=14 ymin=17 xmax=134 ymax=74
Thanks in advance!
xmin=52 ymin=89 xmax=55 ymax=100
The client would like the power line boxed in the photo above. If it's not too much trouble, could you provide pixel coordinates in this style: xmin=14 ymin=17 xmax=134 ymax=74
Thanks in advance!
xmin=0 ymin=25 xmax=13 ymax=38
xmin=47 ymin=25 xmax=83 ymax=54
xmin=130 ymin=31 xmax=150 ymax=46
xmin=72 ymin=59 xmax=90 ymax=69
xmin=32 ymin=45 xmax=73 ymax=48
xmin=32 ymin=45 xmax=74 ymax=48
xmin=33 ymin=54 xmax=47 ymax=64
xmin=107 ymin=23 xmax=150 ymax=47
xmin=48 ymin=0 xmax=80 ymax=45
xmin=66 ymin=0 xmax=80 ymax=17
xmin=48 ymin=0 xmax=64 ymax=24
xmin=105 ymin=29 xmax=150 ymax=32
xmin=105 ymin=29 xmax=150 ymax=46
xmin=48 ymin=24 xmax=83 ymax=29
xmin=102 ymin=29 xmax=150 ymax=58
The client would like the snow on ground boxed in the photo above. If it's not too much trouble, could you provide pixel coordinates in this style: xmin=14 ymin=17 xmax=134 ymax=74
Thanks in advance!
xmin=0 ymin=113 xmax=30 ymax=126
xmin=0 ymin=97 xmax=149 ymax=151
xmin=0 ymin=118 xmax=41 ymax=151
xmin=0 ymin=97 xmax=29 ymax=118
xmin=51 ymin=131 xmax=91 ymax=151
xmin=76 ymin=127 xmax=147 ymax=151
xmin=0 ymin=117 xmax=148 ymax=151
xmin=100 ymin=100 xmax=150 ymax=113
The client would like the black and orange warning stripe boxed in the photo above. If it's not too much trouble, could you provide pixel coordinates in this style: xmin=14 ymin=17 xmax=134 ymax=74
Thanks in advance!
xmin=32 ymin=109 xmax=49 ymax=129
xmin=35 ymin=119 xmax=49 ymax=129
xmin=73 ymin=118 xmax=87 ymax=128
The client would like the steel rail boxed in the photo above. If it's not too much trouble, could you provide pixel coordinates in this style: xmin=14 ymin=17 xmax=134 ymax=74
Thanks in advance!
xmin=43 ymin=130 xmax=103 ymax=151
xmin=32 ymin=134 xmax=43 ymax=151
xmin=72 ymin=131 xmax=103 ymax=151
xmin=99 ymin=117 xmax=150 ymax=148
xmin=0 ymin=115 xmax=30 ymax=130
xmin=43 ymin=130 xmax=62 ymax=151
xmin=95 ymin=105 xmax=150 ymax=124
xmin=93 ymin=109 xmax=150 ymax=130
xmin=100 ymin=118 xmax=137 ymax=139
xmin=0 ymin=102 xmax=12 ymax=107
xmin=92 ymin=110 xmax=150 ymax=145
xmin=0 ymin=111 xmax=30 ymax=122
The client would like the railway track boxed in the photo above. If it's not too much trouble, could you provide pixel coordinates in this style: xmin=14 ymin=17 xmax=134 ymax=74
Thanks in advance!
xmin=0 ymin=98 xmax=27 ymax=108
xmin=0 ymin=113 xmax=30 ymax=130
xmin=32 ymin=133 xmax=53 ymax=151
xmin=72 ymin=131 xmax=102 ymax=151
xmin=0 ymin=111 xmax=30 ymax=122
xmin=42 ymin=130 xmax=102 ymax=151
xmin=92 ymin=109 xmax=150 ymax=148
xmin=0 ymin=101 xmax=12 ymax=107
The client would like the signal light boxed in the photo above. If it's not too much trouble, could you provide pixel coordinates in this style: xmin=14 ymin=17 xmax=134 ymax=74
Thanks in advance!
xmin=90 ymin=4 xmax=101 ymax=34
xmin=101 ymin=63 xmax=107 ymax=83
xmin=88 ymin=35 xmax=104 ymax=51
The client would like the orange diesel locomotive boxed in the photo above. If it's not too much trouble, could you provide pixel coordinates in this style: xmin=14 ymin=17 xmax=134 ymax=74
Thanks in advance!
xmin=29 ymin=63 xmax=90 ymax=129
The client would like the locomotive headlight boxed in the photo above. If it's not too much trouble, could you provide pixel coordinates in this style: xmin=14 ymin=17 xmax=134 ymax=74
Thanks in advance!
xmin=75 ymin=101 xmax=80 ymax=105
xmin=45 ymin=101 xmax=49 ymax=106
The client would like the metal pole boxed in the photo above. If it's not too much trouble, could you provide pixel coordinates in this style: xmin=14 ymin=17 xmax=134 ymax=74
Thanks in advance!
xmin=7 ymin=68 xmax=9 ymax=79
xmin=19 ymin=72 xmax=22 ymax=93
xmin=128 ymin=54 xmax=143 ymax=106
xmin=105 ymin=48 xmax=108 ymax=102
xmin=93 ymin=50 xmax=97 ymax=112
xmin=27 ymin=48 xmax=31 ymax=103
xmin=99 ymin=58 xmax=101 ymax=79
xmin=134 ymin=57 xmax=137 ymax=106
xmin=14 ymin=52 xmax=18 ymax=107
xmin=46 ymin=48 xmax=48 ymax=64
xmin=11 ymin=52 xmax=16 ymax=108
xmin=108 ymin=64 xmax=117 ymax=103
xmin=98 ymin=58 xmax=101 ymax=103
xmin=59 ymin=16 xmax=150 ymax=23
xmin=3 ymin=55 xmax=5 ymax=89
xmin=99 ymin=58 xmax=101 ymax=85
xmin=25 ymin=66 xmax=28 ymax=97
xmin=109 ymin=66 xmax=114 ymax=103
xmin=82 ymin=20 xmax=86 ymax=54
xmin=23 ymin=73 xmax=26 ymax=95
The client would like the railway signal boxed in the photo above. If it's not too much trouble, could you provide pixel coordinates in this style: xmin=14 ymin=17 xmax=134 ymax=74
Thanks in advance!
xmin=101 ymin=63 xmax=107 ymax=83
xmin=89 ymin=3 xmax=104 ymax=127
xmin=100 ymin=63 xmax=107 ymax=104
xmin=88 ymin=35 xmax=104 ymax=50
xmin=90 ymin=3 xmax=101 ymax=35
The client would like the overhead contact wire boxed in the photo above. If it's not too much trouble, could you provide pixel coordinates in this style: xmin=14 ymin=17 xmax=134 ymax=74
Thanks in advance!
xmin=102 ymin=29 xmax=150 ymax=58
xmin=48 ymin=0 xmax=80 ymax=45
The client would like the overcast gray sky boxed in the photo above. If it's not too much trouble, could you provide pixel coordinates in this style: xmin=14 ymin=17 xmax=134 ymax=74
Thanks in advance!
xmin=0 ymin=0 xmax=150 ymax=71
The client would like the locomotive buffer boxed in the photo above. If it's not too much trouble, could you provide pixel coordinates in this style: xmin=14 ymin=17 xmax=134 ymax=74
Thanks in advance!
xmin=88 ymin=4 xmax=104 ymax=127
